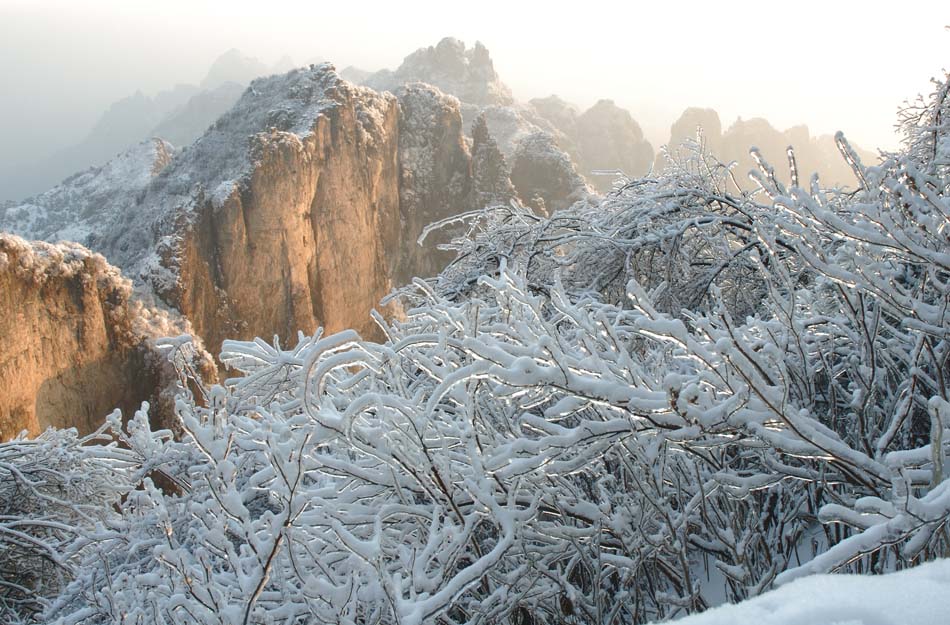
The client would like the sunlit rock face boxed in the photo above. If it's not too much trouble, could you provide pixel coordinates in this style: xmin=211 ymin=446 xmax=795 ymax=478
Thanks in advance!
xmin=0 ymin=235 xmax=183 ymax=440
xmin=8 ymin=65 xmax=477 ymax=358
xmin=103 ymin=65 xmax=404 ymax=351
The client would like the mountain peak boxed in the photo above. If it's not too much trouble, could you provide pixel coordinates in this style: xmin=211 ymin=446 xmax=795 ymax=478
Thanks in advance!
xmin=201 ymin=49 xmax=270 ymax=90
xmin=365 ymin=37 xmax=513 ymax=106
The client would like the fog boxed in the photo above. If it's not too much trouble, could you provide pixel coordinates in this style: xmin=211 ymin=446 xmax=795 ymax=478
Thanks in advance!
xmin=1 ymin=0 xmax=946 ymax=200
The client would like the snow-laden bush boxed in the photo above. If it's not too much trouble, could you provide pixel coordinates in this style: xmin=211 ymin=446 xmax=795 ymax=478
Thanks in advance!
xmin=0 ymin=423 xmax=138 ymax=622
xmin=30 ymin=74 xmax=950 ymax=625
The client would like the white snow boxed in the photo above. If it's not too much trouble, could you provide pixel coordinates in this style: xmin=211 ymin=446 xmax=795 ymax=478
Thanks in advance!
xmin=659 ymin=559 xmax=950 ymax=625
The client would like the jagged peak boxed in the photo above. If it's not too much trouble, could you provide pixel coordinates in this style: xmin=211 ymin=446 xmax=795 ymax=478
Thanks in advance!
xmin=365 ymin=37 xmax=513 ymax=106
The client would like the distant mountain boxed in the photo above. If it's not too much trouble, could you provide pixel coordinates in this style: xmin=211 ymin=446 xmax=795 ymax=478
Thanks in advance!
xmin=0 ymin=85 xmax=196 ymax=202
xmin=657 ymin=107 xmax=878 ymax=189
xmin=150 ymin=82 xmax=246 ymax=148
xmin=530 ymin=96 xmax=654 ymax=191
xmin=0 ymin=50 xmax=301 ymax=202
xmin=362 ymin=38 xmax=593 ymax=210
xmin=363 ymin=38 xmax=659 ymax=195
xmin=199 ymin=48 xmax=270 ymax=90
xmin=365 ymin=37 xmax=514 ymax=107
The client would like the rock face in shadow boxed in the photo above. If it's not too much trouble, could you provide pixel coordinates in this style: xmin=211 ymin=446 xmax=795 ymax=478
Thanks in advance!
xmin=362 ymin=38 xmax=586 ymax=210
xmin=510 ymin=132 xmax=592 ymax=213
xmin=529 ymin=95 xmax=581 ymax=158
xmin=395 ymin=83 xmax=473 ymax=282
xmin=0 ymin=235 xmax=184 ymax=440
xmin=574 ymin=100 xmax=654 ymax=191
xmin=470 ymin=114 xmax=517 ymax=210
xmin=530 ymin=96 xmax=655 ymax=192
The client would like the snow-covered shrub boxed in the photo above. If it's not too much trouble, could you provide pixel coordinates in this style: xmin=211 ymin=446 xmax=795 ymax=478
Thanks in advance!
xmin=0 ymin=422 xmax=138 ymax=622
xmin=36 ymin=73 xmax=950 ymax=625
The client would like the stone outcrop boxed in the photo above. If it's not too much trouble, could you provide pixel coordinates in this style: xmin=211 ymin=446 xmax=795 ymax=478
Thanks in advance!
xmin=0 ymin=235 xmax=187 ymax=440
xmin=510 ymin=132 xmax=592 ymax=213
xmin=109 ymin=66 xmax=405 ymax=352
xmin=395 ymin=83 xmax=473 ymax=281
xmin=470 ymin=114 xmax=517 ymax=210
xmin=0 ymin=64 xmax=486 ymax=439
xmin=17 ymin=65 xmax=477 ymax=357
xmin=362 ymin=38 xmax=591 ymax=211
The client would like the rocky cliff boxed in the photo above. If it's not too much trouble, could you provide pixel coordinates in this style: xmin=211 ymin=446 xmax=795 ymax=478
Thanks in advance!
xmin=395 ymin=83 xmax=473 ymax=282
xmin=94 ymin=66 xmax=403 ymax=352
xmin=7 ymin=64 xmax=476 ymax=357
xmin=362 ymin=38 xmax=588 ymax=210
xmin=0 ymin=64 xmax=479 ymax=439
xmin=0 ymin=235 xmax=186 ymax=440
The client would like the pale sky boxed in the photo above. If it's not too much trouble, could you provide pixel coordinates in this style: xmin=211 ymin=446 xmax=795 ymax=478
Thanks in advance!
xmin=1 ymin=0 xmax=947 ymax=173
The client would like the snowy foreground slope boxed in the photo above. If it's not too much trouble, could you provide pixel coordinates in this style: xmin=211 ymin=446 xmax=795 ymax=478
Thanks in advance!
xmin=659 ymin=559 xmax=950 ymax=625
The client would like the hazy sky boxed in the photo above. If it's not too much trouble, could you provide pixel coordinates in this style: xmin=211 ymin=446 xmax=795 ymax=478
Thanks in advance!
xmin=1 ymin=0 xmax=947 ymax=175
